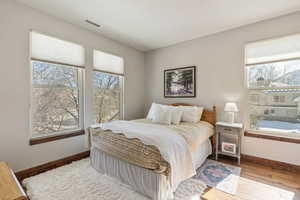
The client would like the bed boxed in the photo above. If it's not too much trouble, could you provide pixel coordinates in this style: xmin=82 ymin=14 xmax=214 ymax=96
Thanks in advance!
xmin=88 ymin=103 xmax=216 ymax=200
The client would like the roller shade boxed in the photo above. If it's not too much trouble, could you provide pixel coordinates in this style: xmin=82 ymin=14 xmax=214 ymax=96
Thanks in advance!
xmin=245 ymin=34 xmax=300 ymax=66
xmin=31 ymin=31 xmax=85 ymax=67
xmin=93 ymin=50 xmax=124 ymax=75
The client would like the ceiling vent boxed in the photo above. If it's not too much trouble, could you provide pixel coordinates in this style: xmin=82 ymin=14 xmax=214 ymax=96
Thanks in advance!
xmin=85 ymin=20 xmax=101 ymax=28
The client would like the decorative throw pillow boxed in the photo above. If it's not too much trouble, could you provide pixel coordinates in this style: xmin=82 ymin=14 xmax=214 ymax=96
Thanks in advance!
xmin=179 ymin=106 xmax=204 ymax=123
xmin=152 ymin=105 xmax=172 ymax=125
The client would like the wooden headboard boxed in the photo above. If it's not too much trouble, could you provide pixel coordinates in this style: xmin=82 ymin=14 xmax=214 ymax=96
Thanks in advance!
xmin=170 ymin=103 xmax=216 ymax=126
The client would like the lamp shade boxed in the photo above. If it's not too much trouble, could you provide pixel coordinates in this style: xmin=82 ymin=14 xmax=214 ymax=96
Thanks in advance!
xmin=224 ymin=102 xmax=239 ymax=112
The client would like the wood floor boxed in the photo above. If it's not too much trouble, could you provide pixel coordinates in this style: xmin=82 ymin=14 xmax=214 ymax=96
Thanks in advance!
xmin=201 ymin=157 xmax=300 ymax=200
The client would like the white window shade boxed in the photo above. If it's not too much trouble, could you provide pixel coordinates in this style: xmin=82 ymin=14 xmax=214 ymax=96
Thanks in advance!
xmin=245 ymin=34 xmax=300 ymax=65
xmin=93 ymin=50 xmax=124 ymax=75
xmin=31 ymin=31 xmax=85 ymax=67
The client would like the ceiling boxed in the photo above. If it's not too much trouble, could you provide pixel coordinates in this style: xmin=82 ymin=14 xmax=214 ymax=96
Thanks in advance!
xmin=15 ymin=0 xmax=300 ymax=51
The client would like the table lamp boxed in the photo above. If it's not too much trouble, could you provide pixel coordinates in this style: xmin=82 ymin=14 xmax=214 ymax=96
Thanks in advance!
xmin=224 ymin=102 xmax=238 ymax=123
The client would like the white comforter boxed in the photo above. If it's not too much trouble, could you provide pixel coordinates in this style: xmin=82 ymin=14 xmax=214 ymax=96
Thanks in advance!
xmin=99 ymin=120 xmax=194 ymax=191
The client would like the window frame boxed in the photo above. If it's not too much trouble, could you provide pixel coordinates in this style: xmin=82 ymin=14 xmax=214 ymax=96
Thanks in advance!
xmin=29 ymin=60 xmax=85 ymax=141
xmin=91 ymin=69 xmax=124 ymax=124
xmin=245 ymin=47 xmax=300 ymax=139
xmin=92 ymin=49 xmax=125 ymax=124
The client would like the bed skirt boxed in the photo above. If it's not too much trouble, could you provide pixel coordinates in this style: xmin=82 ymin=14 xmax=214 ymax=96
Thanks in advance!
xmin=90 ymin=147 xmax=173 ymax=200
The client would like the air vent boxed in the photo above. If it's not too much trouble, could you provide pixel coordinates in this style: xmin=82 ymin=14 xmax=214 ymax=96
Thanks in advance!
xmin=85 ymin=20 xmax=101 ymax=28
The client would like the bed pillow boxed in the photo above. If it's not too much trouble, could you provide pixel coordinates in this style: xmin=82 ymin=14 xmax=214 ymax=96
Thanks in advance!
xmin=165 ymin=106 xmax=183 ymax=125
xmin=152 ymin=105 xmax=172 ymax=125
xmin=179 ymin=106 xmax=204 ymax=123
xmin=147 ymin=103 xmax=183 ymax=124
xmin=146 ymin=103 xmax=158 ymax=120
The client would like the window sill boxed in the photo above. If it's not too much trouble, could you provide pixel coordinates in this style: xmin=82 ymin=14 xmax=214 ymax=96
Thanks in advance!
xmin=244 ymin=130 xmax=300 ymax=144
xmin=29 ymin=129 xmax=85 ymax=145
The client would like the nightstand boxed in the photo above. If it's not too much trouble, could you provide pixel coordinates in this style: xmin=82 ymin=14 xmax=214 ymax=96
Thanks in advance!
xmin=216 ymin=122 xmax=243 ymax=165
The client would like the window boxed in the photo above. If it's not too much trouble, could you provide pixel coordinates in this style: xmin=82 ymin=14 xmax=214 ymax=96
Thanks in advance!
xmin=31 ymin=61 xmax=83 ymax=136
xmin=273 ymin=96 xmax=285 ymax=103
xmin=245 ymin=34 xmax=300 ymax=134
xmin=30 ymin=31 xmax=84 ymax=138
xmin=92 ymin=50 xmax=124 ymax=123
xmin=249 ymin=94 xmax=260 ymax=104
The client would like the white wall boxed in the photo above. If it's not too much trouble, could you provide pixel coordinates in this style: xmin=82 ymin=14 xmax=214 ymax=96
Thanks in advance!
xmin=0 ymin=0 xmax=145 ymax=171
xmin=145 ymin=12 xmax=300 ymax=165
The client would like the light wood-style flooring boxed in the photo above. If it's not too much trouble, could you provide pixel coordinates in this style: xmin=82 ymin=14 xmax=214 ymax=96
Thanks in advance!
xmin=201 ymin=157 xmax=300 ymax=200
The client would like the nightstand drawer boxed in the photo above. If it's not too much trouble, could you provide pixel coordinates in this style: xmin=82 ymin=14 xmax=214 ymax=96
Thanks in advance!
xmin=217 ymin=126 xmax=239 ymax=135
xmin=220 ymin=133 xmax=238 ymax=144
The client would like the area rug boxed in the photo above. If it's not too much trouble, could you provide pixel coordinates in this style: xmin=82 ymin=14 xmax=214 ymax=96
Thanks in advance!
xmin=23 ymin=158 xmax=207 ymax=200
xmin=193 ymin=159 xmax=241 ymax=195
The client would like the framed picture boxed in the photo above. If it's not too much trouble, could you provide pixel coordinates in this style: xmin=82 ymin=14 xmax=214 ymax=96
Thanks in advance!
xmin=222 ymin=142 xmax=236 ymax=154
xmin=164 ymin=66 xmax=196 ymax=98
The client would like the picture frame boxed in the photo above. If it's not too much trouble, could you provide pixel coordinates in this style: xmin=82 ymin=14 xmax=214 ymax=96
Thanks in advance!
xmin=164 ymin=66 xmax=196 ymax=98
xmin=221 ymin=142 xmax=236 ymax=154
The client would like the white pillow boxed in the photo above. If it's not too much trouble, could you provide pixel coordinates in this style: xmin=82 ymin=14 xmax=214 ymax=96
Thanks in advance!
xmin=179 ymin=106 xmax=204 ymax=123
xmin=146 ymin=103 xmax=158 ymax=120
xmin=164 ymin=106 xmax=183 ymax=125
xmin=152 ymin=105 xmax=172 ymax=125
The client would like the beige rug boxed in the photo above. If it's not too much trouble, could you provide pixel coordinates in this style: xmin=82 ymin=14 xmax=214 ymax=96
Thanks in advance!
xmin=23 ymin=158 xmax=207 ymax=200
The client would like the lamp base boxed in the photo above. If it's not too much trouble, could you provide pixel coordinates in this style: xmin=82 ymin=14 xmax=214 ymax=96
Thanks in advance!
xmin=226 ymin=112 xmax=235 ymax=124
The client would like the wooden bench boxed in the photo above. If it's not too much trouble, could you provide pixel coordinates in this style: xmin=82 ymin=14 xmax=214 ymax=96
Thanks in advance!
xmin=0 ymin=162 xmax=28 ymax=200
